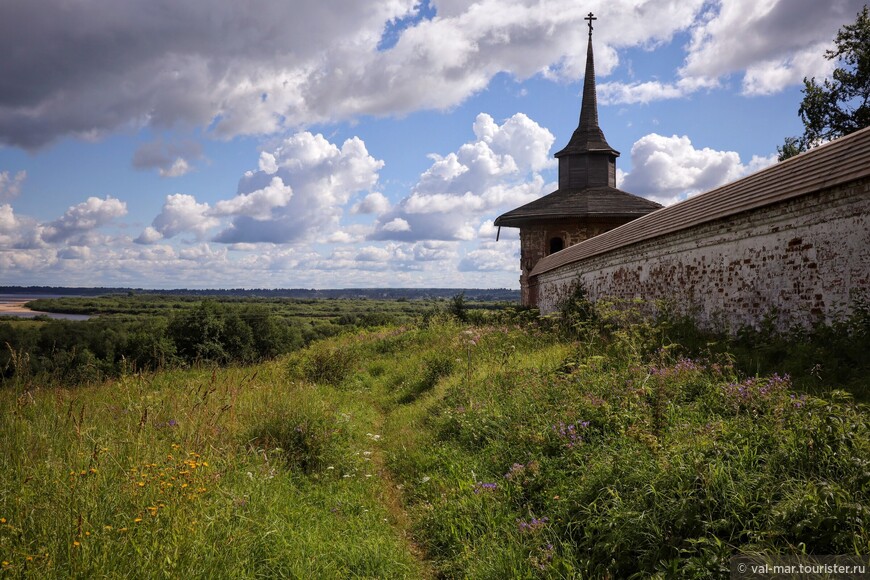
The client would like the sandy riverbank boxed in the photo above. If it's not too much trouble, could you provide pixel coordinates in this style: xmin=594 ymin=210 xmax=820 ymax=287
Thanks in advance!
xmin=0 ymin=299 xmax=34 ymax=314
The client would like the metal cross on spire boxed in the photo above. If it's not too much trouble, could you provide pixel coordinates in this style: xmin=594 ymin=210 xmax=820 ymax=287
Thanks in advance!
xmin=585 ymin=12 xmax=596 ymax=37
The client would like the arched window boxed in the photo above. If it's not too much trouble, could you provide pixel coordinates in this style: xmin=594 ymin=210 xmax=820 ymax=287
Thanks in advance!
xmin=549 ymin=237 xmax=564 ymax=254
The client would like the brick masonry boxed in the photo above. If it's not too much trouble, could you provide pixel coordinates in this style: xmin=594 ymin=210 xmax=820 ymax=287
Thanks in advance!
xmin=535 ymin=179 xmax=870 ymax=332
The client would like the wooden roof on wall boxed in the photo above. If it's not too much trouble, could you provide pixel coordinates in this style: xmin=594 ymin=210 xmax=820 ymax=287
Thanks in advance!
xmin=494 ymin=186 xmax=662 ymax=227
xmin=530 ymin=125 xmax=870 ymax=277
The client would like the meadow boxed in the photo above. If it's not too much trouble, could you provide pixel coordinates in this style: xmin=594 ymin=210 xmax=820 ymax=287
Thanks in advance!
xmin=1 ymin=295 xmax=869 ymax=578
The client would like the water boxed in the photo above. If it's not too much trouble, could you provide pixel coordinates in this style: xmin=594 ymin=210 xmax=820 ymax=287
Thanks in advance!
xmin=0 ymin=294 xmax=91 ymax=321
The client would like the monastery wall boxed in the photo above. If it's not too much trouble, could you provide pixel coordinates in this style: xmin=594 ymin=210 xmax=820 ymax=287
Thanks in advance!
xmin=535 ymin=178 xmax=870 ymax=332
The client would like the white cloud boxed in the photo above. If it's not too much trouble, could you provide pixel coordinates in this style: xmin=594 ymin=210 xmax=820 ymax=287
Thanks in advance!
xmin=134 ymin=226 xmax=164 ymax=245
xmin=740 ymin=43 xmax=833 ymax=96
xmin=621 ymin=133 xmax=778 ymax=205
xmin=679 ymin=0 xmax=864 ymax=95
xmin=458 ymin=240 xmax=520 ymax=272
xmin=371 ymin=112 xmax=552 ymax=241
xmin=381 ymin=217 xmax=411 ymax=232
xmin=210 ymin=176 xmax=293 ymax=220
xmin=132 ymin=140 xmax=203 ymax=177
xmin=0 ymin=0 xmax=712 ymax=149
xmin=351 ymin=191 xmax=391 ymax=215
xmin=4 ymin=0 xmax=850 ymax=148
xmin=150 ymin=193 xmax=220 ymax=240
xmin=41 ymin=196 xmax=127 ymax=243
xmin=213 ymin=132 xmax=383 ymax=244
xmin=0 ymin=170 xmax=26 ymax=201
xmin=0 ymin=203 xmax=18 ymax=233
xmin=598 ymin=77 xmax=719 ymax=105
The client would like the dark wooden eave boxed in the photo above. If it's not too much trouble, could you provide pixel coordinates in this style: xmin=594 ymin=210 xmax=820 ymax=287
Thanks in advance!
xmin=494 ymin=186 xmax=662 ymax=227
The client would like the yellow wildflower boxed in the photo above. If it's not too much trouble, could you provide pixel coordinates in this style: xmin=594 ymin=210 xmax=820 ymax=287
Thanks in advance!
xmin=72 ymin=541 xmax=81 ymax=548
xmin=133 ymin=518 xmax=142 ymax=523
xmin=0 ymin=518 xmax=6 ymax=524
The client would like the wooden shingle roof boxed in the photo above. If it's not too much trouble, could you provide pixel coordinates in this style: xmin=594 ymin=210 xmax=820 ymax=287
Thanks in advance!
xmin=494 ymin=186 xmax=663 ymax=227
xmin=530 ymin=125 xmax=870 ymax=277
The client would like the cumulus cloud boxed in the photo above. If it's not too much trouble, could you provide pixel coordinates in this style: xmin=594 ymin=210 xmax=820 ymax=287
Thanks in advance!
xmin=621 ymin=133 xmax=778 ymax=205
xmin=40 ymin=196 xmax=127 ymax=244
xmin=0 ymin=170 xmax=26 ymax=200
xmin=210 ymin=176 xmax=293 ymax=220
xmin=213 ymin=132 xmax=383 ymax=244
xmin=458 ymin=240 xmax=520 ymax=272
xmin=382 ymin=217 xmax=411 ymax=232
xmin=149 ymin=193 xmax=220 ymax=240
xmin=679 ymin=0 xmax=864 ymax=96
xmin=351 ymin=192 xmax=391 ymax=215
xmin=0 ymin=0 xmax=714 ymax=149
xmin=600 ymin=0 xmax=863 ymax=104
xmin=371 ymin=112 xmax=553 ymax=241
xmin=132 ymin=140 xmax=203 ymax=177
xmin=0 ymin=203 xmax=24 ymax=246
xmin=134 ymin=226 xmax=164 ymax=245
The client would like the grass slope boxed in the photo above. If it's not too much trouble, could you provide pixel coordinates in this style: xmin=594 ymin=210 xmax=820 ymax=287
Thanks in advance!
xmin=2 ymin=314 xmax=869 ymax=578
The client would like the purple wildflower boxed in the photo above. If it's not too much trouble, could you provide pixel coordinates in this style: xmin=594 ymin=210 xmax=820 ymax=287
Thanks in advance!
xmin=474 ymin=481 xmax=498 ymax=494
xmin=517 ymin=516 xmax=549 ymax=533
xmin=552 ymin=421 xmax=589 ymax=448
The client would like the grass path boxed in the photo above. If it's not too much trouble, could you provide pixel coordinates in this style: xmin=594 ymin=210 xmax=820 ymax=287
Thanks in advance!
xmin=365 ymin=401 xmax=435 ymax=579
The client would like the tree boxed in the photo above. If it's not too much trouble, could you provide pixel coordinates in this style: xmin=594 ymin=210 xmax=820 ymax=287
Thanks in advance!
xmin=778 ymin=6 xmax=870 ymax=160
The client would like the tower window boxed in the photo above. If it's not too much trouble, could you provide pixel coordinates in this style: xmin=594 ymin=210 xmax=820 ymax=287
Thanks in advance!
xmin=549 ymin=237 xmax=564 ymax=254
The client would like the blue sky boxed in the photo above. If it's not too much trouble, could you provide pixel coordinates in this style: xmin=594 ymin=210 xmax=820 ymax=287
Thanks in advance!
xmin=0 ymin=0 xmax=865 ymax=289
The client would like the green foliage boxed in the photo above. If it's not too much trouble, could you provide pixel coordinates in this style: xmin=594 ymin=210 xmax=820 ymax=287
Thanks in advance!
xmin=449 ymin=291 xmax=468 ymax=322
xmin=294 ymin=343 xmax=359 ymax=387
xmin=557 ymin=282 xmax=599 ymax=338
xmin=245 ymin=397 xmax=352 ymax=474
xmin=779 ymin=6 xmax=870 ymax=160
xmin=3 ymin=300 xmax=870 ymax=578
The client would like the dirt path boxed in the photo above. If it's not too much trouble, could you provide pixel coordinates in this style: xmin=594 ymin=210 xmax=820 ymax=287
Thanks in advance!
xmin=367 ymin=407 xmax=436 ymax=579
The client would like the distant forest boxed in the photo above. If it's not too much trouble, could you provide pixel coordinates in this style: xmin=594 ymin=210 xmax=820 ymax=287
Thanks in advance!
xmin=0 ymin=286 xmax=520 ymax=301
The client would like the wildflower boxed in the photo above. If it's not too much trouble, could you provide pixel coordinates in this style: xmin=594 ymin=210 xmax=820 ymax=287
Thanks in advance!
xmin=72 ymin=541 xmax=81 ymax=548
xmin=104 ymin=525 xmax=113 ymax=531
xmin=552 ymin=421 xmax=589 ymax=448
xmin=138 ymin=482 xmax=145 ymax=487
xmin=504 ymin=463 xmax=525 ymax=480
xmin=0 ymin=518 xmax=6 ymax=524
xmin=517 ymin=516 xmax=549 ymax=533
xmin=474 ymin=482 xmax=498 ymax=494
xmin=2 ymin=561 xmax=9 ymax=567
xmin=134 ymin=518 xmax=142 ymax=523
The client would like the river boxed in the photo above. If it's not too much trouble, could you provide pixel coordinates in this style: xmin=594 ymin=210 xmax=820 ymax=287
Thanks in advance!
xmin=0 ymin=294 xmax=91 ymax=321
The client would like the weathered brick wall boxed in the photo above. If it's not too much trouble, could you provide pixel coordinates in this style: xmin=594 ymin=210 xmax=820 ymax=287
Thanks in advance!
xmin=519 ymin=220 xmax=624 ymax=305
xmin=535 ymin=179 xmax=870 ymax=332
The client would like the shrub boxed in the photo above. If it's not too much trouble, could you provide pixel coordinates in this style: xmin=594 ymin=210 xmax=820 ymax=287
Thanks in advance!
xmin=244 ymin=398 xmax=351 ymax=475
xmin=300 ymin=344 xmax=358 ymax=386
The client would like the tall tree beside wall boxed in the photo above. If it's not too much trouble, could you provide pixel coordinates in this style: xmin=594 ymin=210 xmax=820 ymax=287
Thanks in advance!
xmin=779 ymin=6 xmax=870 ymax=160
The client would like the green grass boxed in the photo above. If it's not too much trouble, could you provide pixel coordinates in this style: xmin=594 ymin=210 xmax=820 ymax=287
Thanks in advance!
xmin=2 ymin=311 xmax=869 ymax=578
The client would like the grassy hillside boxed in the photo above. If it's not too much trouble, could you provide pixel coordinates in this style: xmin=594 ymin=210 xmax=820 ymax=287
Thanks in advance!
xmin=2 ymin=309 xmax=869 ymax=577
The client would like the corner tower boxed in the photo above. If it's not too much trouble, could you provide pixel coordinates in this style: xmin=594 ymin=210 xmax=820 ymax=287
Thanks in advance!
xmin=494 ymin=13 xmax=661 ymax=306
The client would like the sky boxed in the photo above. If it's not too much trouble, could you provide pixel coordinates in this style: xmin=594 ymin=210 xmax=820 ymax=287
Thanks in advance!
xmin=0 ymin=0 xmax=865 ymax=289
